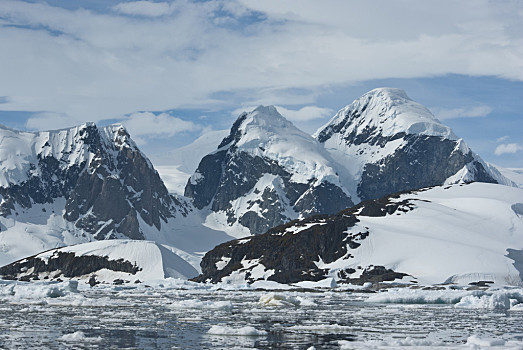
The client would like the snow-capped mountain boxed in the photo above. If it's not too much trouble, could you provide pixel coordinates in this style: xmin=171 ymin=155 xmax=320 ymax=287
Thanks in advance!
xmin=0 ymin=123 xmax=213 ymax=267
xmin=0 ymin=240 xmax=199 ymax=283
xmin=194 ymin=182 xmax=523 ymax=286
xmin=314 ymin=88 xmax=507 ymax=201
xmin=184 ymin=106 xmax=354 ymax=237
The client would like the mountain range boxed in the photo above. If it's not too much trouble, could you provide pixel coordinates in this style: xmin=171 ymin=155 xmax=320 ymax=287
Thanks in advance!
xmin=0 ymin=88 xmax=520 ymax=286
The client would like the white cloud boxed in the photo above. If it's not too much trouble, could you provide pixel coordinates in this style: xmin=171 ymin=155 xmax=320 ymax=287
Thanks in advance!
xmin=275 ymin=106 xmax=333 ymax=122
xmin=122 ymin=112 xmax=202 ymax=141
xmin=0 ymin=0 xmax=522 ymax=129
xmin=496 ymin=136 xmax=509 ymax=143
xmin=494 ymin=143 xmax=523 ymax=156
xmin=433 ymin=105 xmax=493 ymax=120
xmin=26 ymin=112 xmax=85 ymax=131
xmin=112 ymin=1 xmax=173 ymax=17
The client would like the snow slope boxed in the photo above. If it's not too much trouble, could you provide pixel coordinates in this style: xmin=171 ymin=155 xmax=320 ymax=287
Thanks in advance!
xmin=196 ymin=183 xmax=523 ymax=286
xmin=228 ymin=105 xmax=346 ymax=186
xmin=154 ymin=129 xmax=229 ymax=194
xmin=489 ymin=165 xmax=523 ymax=188
xmin=345 ymin=183 xmax=523 ymax=285
xmin=1 ymin=240 xmax=199 ymax=283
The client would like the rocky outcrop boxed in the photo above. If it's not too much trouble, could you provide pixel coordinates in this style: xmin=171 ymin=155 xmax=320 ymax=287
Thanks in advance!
xmin=0 ymin=251 xmax=140 ymax=281
xmin=0 ymin=123 xmax=189 ymax=241
xmin=192 ymin=190 xmax=416 ymax=284
xmin=357 ymin=135 xmax=496 ymax=201
xmin=185 ymin=106 xmax=353 ymax=235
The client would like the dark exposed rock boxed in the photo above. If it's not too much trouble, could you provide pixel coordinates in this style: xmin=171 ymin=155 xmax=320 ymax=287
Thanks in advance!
xmin=192 ymin=190 xmax=417 ymax=284
xmin=346 ymin=265 xmax=409 ymax=285
xmin=0 ymin=250 xmax=140 ymax=281
xmin=357 ymin=135 xmax=496 ymax=201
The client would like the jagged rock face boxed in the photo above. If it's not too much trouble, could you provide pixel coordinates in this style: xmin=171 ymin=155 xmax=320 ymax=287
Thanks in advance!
xmin=315 ymin=88 xmax=498 ymax=201
xmin=185 ymin=106 xmax=353 ymax=235
xmin=357 ymin=135 xmax=496 ymax=201
xmin=0 ymin=123 xmax=186 ymax=240
xmin=192 ymin=191 xmax=415 ymax=284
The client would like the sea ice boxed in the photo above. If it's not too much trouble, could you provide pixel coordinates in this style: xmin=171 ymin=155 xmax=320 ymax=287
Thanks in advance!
xmin=58 ymin=331 xmax=102 ymax=342
xmin=207 ymin=325 xmax=267 ymax=336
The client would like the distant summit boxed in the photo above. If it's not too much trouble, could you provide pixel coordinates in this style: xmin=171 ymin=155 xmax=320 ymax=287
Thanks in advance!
xmin=185 ymin=105 xmax=353 ymax=237
xmin=0 ymin=122 xmax=192 ymax=266
xmin=315 ymin=87 xmax=502 ymax=201
xmin=314 ymin=87 xmax=456 ymax=143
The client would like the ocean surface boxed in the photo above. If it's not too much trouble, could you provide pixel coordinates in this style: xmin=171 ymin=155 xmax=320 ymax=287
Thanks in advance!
xmin=0 ymin=280 xmax=522 ymax=349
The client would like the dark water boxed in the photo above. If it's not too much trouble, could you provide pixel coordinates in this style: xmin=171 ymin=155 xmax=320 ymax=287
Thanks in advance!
xmin=0 ymin=284 xmax=522 ymax=349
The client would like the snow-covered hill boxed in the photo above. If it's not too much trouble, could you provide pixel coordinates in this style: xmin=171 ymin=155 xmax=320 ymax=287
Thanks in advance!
xmin=194 ymin=182 xmax=523 ymax=286
xmin=0 ymin=240 xmax=199 ymax=283
xmin=184 ymin=106 xmax=353 ymax=237
xmin=314 ymin=88 xmax=508 ymax=201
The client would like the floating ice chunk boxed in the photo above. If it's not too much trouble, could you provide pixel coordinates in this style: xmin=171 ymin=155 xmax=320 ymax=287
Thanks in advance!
xmin=339 ymin=337 xmax=443 ymax=348
xmin=258 ymin=292 xmax=300 ymax=306
xmin=294 ymin=277 xmax=337 ymax=289
xmin=467 ymin=335 xmax=506 ymax=346
xmin=169 ymin=299 xmax=232 ymax=310
xmin=207 ymin=325 xmax=267 ymax=336
xmin=365 ymin=288 xmax=472 ymax=304
xmin=58 ymin=331 xmax=102 ymax=342
xmin=288 ymin=323 xmax=353 ymax=334
xmin=455 ymin=292 xmax=511 ymax=310
xmin=10 ymin=281 xmax=79 ymax=299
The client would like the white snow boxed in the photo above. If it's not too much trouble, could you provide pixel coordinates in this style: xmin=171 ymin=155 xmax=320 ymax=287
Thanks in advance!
xmin=231 ymin=106 xmax=346 ymax=187
xmin=315 ymin=88 xmax=457 ymax=141
xmin=313 ymin=88 xmax=516 ymax=196
xmin=152 ymin=129 xmax=229 ymax=194
xmin=488 ymin=164 xmax=523 ymax=188
xmin=341 ymin=183 xmax=523 ymax=286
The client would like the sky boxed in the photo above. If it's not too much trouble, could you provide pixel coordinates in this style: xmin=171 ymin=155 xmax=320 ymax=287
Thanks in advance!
xmin=0 ymin=0 xmax=522 ymax=168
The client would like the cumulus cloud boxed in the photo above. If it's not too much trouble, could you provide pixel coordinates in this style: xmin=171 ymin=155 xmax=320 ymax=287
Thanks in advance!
xmin=494 ymin=143 xmax=523 ymax=156
xmin=112 ymin=1 xmax=173 ymax=17
xmin=433 ymin=105 xmax=492 ymax=120
xmin=0 ymin=0 xmax=522 ymax=130
xmin=122 ymin=112 xmax=202 ymax=142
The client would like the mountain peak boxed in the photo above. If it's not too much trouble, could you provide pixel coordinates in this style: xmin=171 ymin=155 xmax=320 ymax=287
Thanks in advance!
xmin=315 ymin=88 xmax=456 ymax=143
xmin=243 ymin=105 xmax=293 ymax=130
xmin=218 ymin=105 xmax=297 ymax=150
xmin=365 ymin=87 xmax=411 ymax=101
